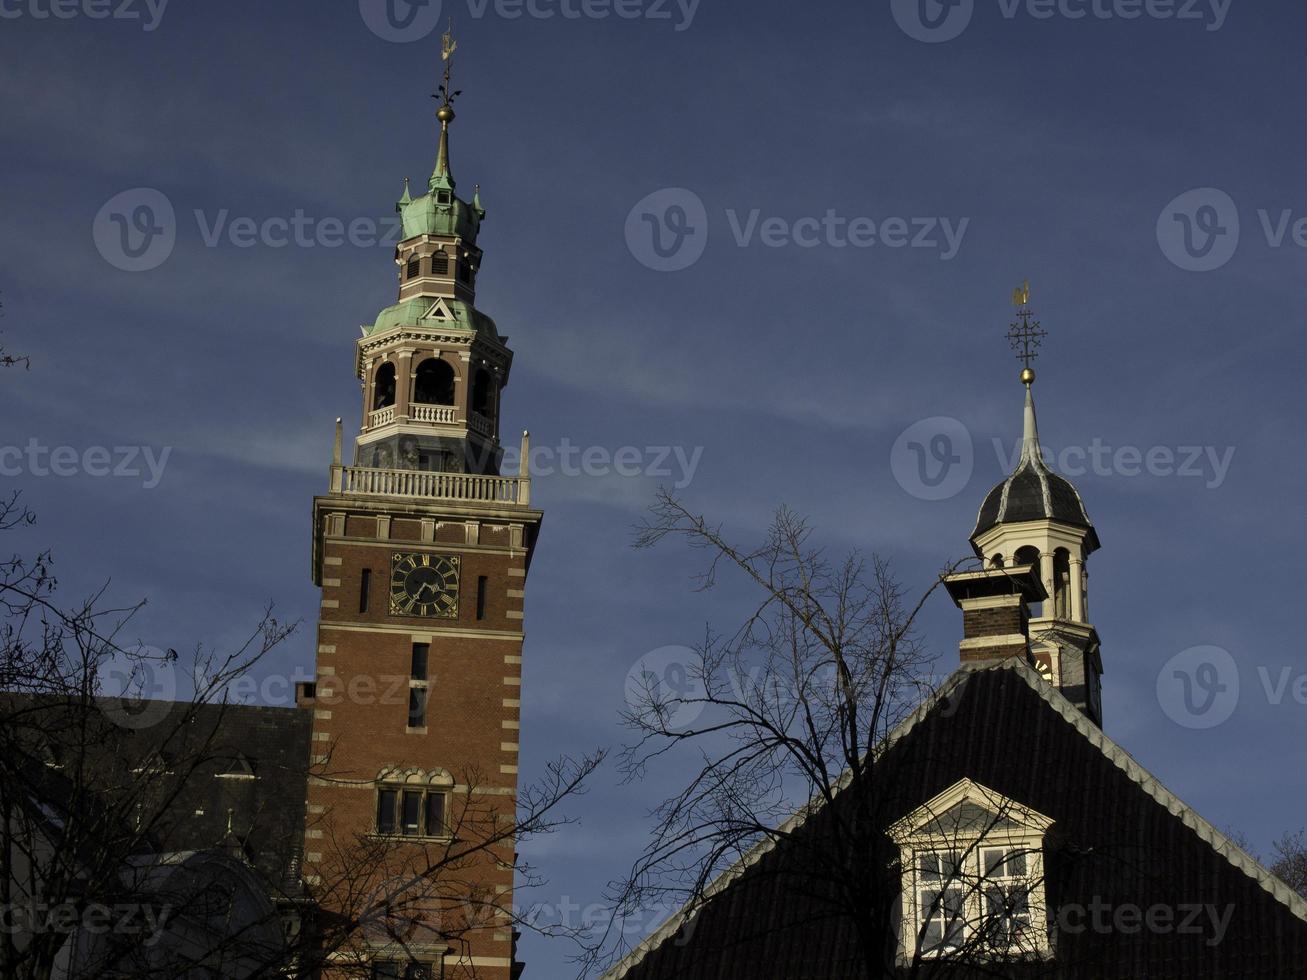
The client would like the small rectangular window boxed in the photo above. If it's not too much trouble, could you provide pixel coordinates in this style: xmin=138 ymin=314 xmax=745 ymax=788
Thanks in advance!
xmin=410 ymin=643 xmax=429 ymax=680
xmin=359 ymin=568 xmax=372 ymax=613
xmin=401 ymin=790 xmax=422 ymax=835
xmin=476 ymin=576 xmax=487 ymax=621
xmin=424 ymin=792 xmax=446 ymax=837
xmin=408 ymin=687 xmax=427 ymax=728
xmin=376 ymin=789 xmax=397 ymax=834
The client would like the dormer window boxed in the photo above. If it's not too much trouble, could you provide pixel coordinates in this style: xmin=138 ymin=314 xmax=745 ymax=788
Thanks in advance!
xmin=436 ymin=190 xmax=451 ymax=205
xmin=888 ymin=778 xmax=1053 ymax=963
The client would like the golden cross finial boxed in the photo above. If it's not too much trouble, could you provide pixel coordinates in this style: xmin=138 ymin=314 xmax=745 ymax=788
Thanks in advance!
xmin=1006 ymin=280 xmax=1046 ymax=386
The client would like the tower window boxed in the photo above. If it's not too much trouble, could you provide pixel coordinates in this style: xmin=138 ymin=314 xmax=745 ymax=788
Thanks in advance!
xmin=410 ymin=643 xmax=429 ymax=681
xmin=374 ymin=774 xmax=452 ymax=840
xmin=436 ymin=190 xmax=451 ymax=205
xmin=413 ymin=358 xmax=455 ymax=405
xmin=457 ymin=260 xmax=470 ymax=284
xmin=408 ymin=687 xmax=427 ymax=729
xmin=476 ymin=576 xmax=487 ymax=621
xmin=400 ymin=790 xmax=422 ymax=835
xmin=359 ymin=569 xmax=372 ymax=613
xmin=376 ymin=788 xmax=397 ymax=835
xmin=471 ymin=368 xmax=494 ymax=418
xmin=373 ymin=363 xmax=397 ymax=410
xmin=431 ymin=252 xmax=449 ymax=275
xmin=424 ymin=792 xmax=446 ymax=837
xmin=405 ymin=256 xmax=421 ymax=280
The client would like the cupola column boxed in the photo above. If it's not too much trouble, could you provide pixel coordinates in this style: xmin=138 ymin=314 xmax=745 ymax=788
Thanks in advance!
xmin=1070 ymin=557 xmax=1086 ymax=622
xmin=1039 ymin=551 xmax=1056 ymax=617
xmin=395 ymin=349 xmax=415 ymax=420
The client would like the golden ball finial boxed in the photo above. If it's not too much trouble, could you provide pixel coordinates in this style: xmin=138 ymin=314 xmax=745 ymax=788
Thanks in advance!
xmin=1021 ymin=367 xmax=1036 ymax=387
xmin=436 ymin=105 xmax=455 ymax=123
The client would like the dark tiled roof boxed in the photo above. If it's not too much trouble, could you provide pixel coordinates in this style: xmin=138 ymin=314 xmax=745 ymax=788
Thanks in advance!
xmin=22 ymin=698 xmax=313 ymax=895
xmin=123 ymin=701 xmax=313 ymax=892
xmin=610 ymin=664 xmax=1307 ymax=979
xmin=972 ymin=458 xmax=1096 ymax=544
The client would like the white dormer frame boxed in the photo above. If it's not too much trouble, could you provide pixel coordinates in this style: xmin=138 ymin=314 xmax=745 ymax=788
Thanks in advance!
xmin=887 ymin=778 xmax=1055 ymax=964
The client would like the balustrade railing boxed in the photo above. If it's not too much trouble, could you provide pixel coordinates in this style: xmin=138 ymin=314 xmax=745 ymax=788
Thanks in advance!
xmin=330 ymin=465 xmax=529 ymax=506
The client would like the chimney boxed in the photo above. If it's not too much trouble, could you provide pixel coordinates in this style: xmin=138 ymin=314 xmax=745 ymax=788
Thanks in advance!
xmin=942 ymin=564 xmax=1047 ymax=667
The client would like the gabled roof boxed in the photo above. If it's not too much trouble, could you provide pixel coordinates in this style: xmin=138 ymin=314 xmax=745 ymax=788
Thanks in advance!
xmin=604 ymin=659 xmax=1307 ymax=979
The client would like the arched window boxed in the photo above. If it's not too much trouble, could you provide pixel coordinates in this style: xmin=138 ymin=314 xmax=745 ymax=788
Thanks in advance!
xmin=471 ymin=368 xmax=494 ymax=418
xmin=413 ymin=358 xmax=455 ymax=405
xmin=990 ymin=554 xmax=1005 ymax=569
xmin=405 ymin=255 xmax=421 ymax=280
xmin=1053 ymin=549 xmax=1072 ymax=620
xmin=373 ymin=363 xmax=396 ymax=410
xmin=1013 ymin=546 xmax=1039 ymax=570
xmin=375 ymin=768 xmax=454 ymax=839
xmin=431 ymin=251 xmax=449 ymax=276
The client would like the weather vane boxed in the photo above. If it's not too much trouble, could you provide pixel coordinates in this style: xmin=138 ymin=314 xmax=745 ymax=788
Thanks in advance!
xmin=434 ymin=19 xmax=460 ymax=108
xmin=1006 ymin=279 xmax=1046 ymax=387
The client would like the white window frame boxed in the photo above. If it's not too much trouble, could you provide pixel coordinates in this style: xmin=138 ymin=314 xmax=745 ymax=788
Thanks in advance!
xmin=888 ymin=778 xmax=1054 ymax=963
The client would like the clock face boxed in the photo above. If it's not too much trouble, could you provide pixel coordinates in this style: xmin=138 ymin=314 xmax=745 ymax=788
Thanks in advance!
xmin=389 ymin=552 xmax=460 ymax=618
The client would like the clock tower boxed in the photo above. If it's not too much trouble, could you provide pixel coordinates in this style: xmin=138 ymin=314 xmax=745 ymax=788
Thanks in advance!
xmin=299 ymin=50 xmax=542 ymax=980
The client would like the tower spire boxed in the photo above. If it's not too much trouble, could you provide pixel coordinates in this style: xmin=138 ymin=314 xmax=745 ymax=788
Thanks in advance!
xmin=431 ymin=21 xmax=460 ymax=189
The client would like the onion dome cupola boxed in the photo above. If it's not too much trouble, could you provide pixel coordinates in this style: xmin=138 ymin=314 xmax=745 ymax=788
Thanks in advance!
xmin=965 ymin=283 xmax=1105 ymax=726
xmin=350 ymin=30 xmax=513 ymax=479
xmin=971 ymin=383 xmax=1100 ymax=556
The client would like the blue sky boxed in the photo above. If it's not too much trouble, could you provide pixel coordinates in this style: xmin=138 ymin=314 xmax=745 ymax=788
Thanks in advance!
xmin=3 ymin=0 xmax=1307 ymax=973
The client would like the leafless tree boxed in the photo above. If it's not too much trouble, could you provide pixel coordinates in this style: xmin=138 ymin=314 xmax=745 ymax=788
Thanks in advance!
xmin=579 ymin=490 xmax=994 ymax=979
xmin=1270 ymin=831 xmax=1307 ymax=900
